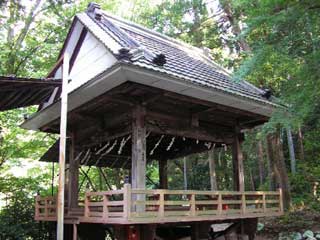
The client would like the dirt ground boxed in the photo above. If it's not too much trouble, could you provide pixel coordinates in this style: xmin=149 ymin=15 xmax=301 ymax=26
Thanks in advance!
xmin=256 ymin=209 xmax=320 ymax=239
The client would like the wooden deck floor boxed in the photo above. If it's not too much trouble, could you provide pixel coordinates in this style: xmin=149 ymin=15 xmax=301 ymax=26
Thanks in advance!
xmin=35 ymin=185 xmax=283 ymax=224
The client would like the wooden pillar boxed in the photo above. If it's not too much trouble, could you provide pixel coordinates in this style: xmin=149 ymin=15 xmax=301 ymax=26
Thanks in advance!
xmin=131 ymin=105 xmax=146 ymax=211
xmin=159 ymin=159 xmax=168 ymax=189
xmin=73 ymin=224 xmax=78 ymax=240
xmin=68 ymin=132 xmax=79 ymax=209
xmin=131 ymin=105 xmax=146 ymax=189
xmin=208 ymin=148 xmax=217 ymax=191
xmin=232 ymin=126 xmax=245 ymax=192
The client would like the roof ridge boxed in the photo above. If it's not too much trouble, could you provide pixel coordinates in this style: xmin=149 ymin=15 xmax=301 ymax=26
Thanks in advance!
xmin=101 ymin=11 xmax=232 ymax=76
xmin=86 ymin=9 xmax=168 ymax=66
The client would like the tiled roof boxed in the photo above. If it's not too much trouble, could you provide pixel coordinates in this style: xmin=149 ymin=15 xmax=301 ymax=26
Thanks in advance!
xmin=81 ymin=3 xmax=273 ymax=105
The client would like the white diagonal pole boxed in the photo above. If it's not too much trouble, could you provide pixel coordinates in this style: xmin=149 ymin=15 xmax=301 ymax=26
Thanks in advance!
xmin=57 ymin=53 xmax=69 ymax=240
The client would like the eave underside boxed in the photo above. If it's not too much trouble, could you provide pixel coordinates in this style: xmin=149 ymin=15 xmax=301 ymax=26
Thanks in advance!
xmin=0 ymin=76 xmax=61 ymax=111
xmin=39 ymin=82 xmax=268 ymax=168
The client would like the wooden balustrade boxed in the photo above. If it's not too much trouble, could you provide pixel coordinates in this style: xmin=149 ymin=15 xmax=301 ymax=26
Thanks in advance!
xmin=35 ymin=195 xmax=57 ymax=221
xmin=35 ymin=185 xmax=283 ymax=224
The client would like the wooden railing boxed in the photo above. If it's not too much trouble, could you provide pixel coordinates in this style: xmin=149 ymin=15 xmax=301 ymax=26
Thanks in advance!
xmin=35 ymin=195 xmax=57 ymax=221
xmin=35 ymin=185 xmax=283 ymax=224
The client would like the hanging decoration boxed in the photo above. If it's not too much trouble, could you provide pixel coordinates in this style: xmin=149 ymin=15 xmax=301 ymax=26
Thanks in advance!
xmin=196 ymin=139 xmax=199 ymax=144
xmin=182 ymin=137 xmax=186 ymax=141
xmin=96 ymin=141 xmax=110 ymax=155
xmin=166 ymin=137 xmax=175 ymax=151
xmin=118 ymin=135 xmax=131 ymax=155
xmin=146 ymin=131 xmax=151 ymax=138
xmin=100 ymin=140 xmax=117 ymax=156
xmin=94 ymin=140 xmax=118 ymax=166
xmin=204 ymin=142 xmax=212 ymax=149
xmin=222 ymin=143 xmax=227 ymax=151
xmin=80 ymin=149 xmax=91 ymax=164
xmin=150 ymin=135 xmax=164 ymax=155
xmin=83 ymin=150 xmax=92 ymax=166
xmin=74 ymin=151 xmax=84 ymax=162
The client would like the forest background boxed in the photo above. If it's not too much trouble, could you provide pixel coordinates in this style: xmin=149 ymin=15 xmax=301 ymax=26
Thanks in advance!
xmin=0 ymin=0 xmax=319 ymax=239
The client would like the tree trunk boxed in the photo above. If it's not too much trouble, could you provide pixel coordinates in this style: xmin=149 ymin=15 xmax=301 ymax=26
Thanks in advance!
xmin=219 ymin=0 xmax=251 ymax=53
xmin=183 ymin=157 xmax=188 ymax=190
xmin=257 ymin=140 xmax=265 ymax=186
xmin=286 ymin=127 xmax=296 ymax=174
xmin=266 ymin=137 xmax=276 ymax=191
xmin=297 ymin=127 xmax=305 ymax=161
xmin=267 ymin=131 xmax=291 ymax=210
xmin=249 ymin=168 xmax=256 ymax=191
xmin=208 ymin=148 xmax=217 ymax=190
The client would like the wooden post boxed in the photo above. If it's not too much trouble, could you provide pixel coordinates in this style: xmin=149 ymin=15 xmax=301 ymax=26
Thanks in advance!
xmin=241 ymin=193 xmax=246 ymax=214
xmin=57 ymin=53 xmax=69 ymax=240
xmin=232 ymin=125 xmax=245 ymax=192
xmin=103 ymin=194 xmax=109 ymax=221
xmin=45 ymin=198 xmax=48 ymax=218
xmin=159 ymin=191 xmax=165 ymax=218
xmin=279 ymin=188 xmax=284 ymax=213
xmin=131 ymin=105 xmax=146 ymax=212
xmin=208 ymin=147 xmax=217 ymax=191
xmin=73 ymin=224 xmax=77 ymax=240
xmin=35 ymin=196 xmax=39 ymax=219
xmin=218 ymin=193 xmax=223 ymax=215
xmin=84 ymin=194 xmax=89 ymax=217
xmin=190 ymin=194 xmax=196 ymax=216
xmin=159 ymin=159 xmax=168 ymax=189
xmin=68 ymin=132 xmax=79 ymax=209
xmin=123 ymin=184 xmax=131 ymax=220
xmin=262 ymin=193 xmax=266 ymax=213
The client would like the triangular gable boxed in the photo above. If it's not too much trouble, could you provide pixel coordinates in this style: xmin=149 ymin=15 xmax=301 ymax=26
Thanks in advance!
xmin=68 ymin=30 xmax=117 ymax=92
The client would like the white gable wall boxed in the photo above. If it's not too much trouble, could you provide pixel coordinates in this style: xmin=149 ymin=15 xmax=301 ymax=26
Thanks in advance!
xmin=68 ymin=31 xmax=117 ymax=92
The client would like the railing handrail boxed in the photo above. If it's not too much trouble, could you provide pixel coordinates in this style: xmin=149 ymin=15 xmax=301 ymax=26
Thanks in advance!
xmin=35 ymin=186 xmax=283 ymax=224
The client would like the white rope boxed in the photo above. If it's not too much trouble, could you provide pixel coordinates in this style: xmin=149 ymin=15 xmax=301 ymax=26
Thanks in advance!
xmin=150 ymin=135 xmax=164 ymax=155
xmin=222 ymin=143 xmax=227 ymax=151
xmin=74 ymin=151 xmax=83 ymax=162
xmin=146 ymin=131 xmax=151 ymax=138
xmin=95 ymin=141 xmax=110 ymax=155
xmin=83 ymin=150 xmax=92 ymax=166
xmin=80 ymin=149 xmax=91 ymax=164
xmin=94 ymin=156 xmax=102 ymax=166
xmin=100 ymin=140 xmax=118 ymax=156
xmin=166 ymin=137 xmax=175 ymax=151
xmin=204 ymin=142 xmax=212 ymax=149
xmin=118 ymin=135 xmax=131 ymax=155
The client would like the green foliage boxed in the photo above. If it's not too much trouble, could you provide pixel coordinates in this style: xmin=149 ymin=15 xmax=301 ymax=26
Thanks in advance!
xmin=132 ymin=0 xmax=226 ymax=64
xmin=0 ymin=108 xmax=56 ymax=167
xmin=0 ymin=175 xmax=53 ymax=239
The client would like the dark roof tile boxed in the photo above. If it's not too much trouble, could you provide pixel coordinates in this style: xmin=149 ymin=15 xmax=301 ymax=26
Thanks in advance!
xmin=84 ymin=10 xmax=272 ymax=105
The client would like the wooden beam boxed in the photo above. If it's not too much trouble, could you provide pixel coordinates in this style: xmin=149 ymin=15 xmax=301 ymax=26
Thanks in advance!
xmin=191 ymin=113 xmax=199 ymax=127
xmin=164 ymin=92 xmax=265 ymax=119
xmin=79 ymin=125 xmax=132 ymax=148
xmin=232 ymin=125 xmax=245 ymax=192
xmin=147 ymin=110 xmax=233 ymax=134
xmin=147 ymin=123 xmax=231 ymax=143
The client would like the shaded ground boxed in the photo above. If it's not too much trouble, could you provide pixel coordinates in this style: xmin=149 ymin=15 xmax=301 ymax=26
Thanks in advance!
xmin=256 ymin=209 xmax=320 ymax=239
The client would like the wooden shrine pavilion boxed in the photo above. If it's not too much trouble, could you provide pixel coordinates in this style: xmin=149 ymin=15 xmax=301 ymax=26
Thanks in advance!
xmin=20 ymin=3 xmax=283 ymax=240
